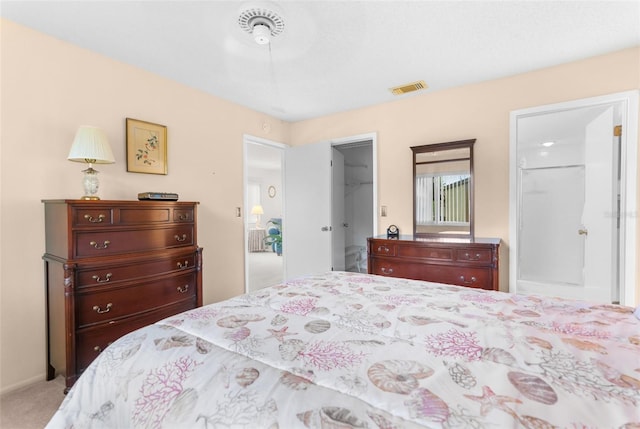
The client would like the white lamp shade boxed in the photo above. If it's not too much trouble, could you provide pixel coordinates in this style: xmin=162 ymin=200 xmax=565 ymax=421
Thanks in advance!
xmin=251 ymin=205 xmax=264 ymax=215
xmin=68 ymin=126 xmax=115 ymax=164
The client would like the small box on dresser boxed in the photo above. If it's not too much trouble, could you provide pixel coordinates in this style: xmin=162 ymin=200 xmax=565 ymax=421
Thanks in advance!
xmin=368 ymin=235 xmax=500 ymax=291
xmin=42 ymin=199 xmax=203 ymax=391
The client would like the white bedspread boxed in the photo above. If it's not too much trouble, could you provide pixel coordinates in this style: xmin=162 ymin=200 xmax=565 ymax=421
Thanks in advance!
xmin=47 ymin=271 xmax=640 ymax=428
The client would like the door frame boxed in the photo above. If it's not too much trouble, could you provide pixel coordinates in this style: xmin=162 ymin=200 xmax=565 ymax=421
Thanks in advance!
xmin=509 ymin=90 xmax=638 ymax=306
xmin=243 ymin=134 xmax=286 ymax=293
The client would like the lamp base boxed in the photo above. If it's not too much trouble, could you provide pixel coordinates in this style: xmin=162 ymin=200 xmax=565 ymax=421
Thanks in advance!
xmin=80 ymin=166 xmax=101 ymax=200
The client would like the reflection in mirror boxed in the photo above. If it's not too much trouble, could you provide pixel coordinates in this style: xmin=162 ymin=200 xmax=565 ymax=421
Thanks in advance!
xmin=411 ymin=139 xmax=475 ymax=238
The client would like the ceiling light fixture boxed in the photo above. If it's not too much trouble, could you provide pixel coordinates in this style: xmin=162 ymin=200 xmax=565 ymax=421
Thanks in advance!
xmin=252 ymin=23 xmax=271 ymax=45
xmin=541 ymin=141 xmax=555 ymax=147
xmin=238 ymin=8 xmax=285 ymax=46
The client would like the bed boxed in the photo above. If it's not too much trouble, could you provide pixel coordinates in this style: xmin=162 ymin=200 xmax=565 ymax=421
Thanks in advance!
xmin=47 ymin=271 xmax=640 ymax=428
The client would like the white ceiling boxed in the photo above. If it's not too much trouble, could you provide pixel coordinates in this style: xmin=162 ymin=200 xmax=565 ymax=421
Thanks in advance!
xmin=2 ymin=1 xmax=639 ymax=122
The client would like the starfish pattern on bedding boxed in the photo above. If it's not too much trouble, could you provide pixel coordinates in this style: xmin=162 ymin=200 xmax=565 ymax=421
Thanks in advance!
xmin=266 ymin=326 xmax=297 ymax=342
xmin=464 ymin=386 xmax=522 ymax=417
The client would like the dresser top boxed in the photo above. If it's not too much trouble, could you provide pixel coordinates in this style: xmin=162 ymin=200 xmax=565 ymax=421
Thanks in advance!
xmin=371 ymin=235 xmax=500 ymax=245
xmin=42 ymin=199 xmax=198 ymax=205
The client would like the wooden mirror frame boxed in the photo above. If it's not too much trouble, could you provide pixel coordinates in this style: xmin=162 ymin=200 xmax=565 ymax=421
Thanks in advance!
xmin=411 ymin=139 xmax=475 ymax=238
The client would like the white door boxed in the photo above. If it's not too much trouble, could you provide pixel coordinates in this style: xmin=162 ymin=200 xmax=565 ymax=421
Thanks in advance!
xmin=514 ymin=104 xmax=618 ymax=302
xmin=583 ymin=107 xmax=617 ymax=301
xmin=284 ymin=141 xmax=332 ymax=279
xmin=243 ymin=136 xmax=285 ymax=293
xmin=332 ymin=148 xmax=346 ymax=271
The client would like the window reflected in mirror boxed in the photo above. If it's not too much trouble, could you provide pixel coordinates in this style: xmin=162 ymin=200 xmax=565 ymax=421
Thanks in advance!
xmin=412 ymin=140 xmax=475 ymax=238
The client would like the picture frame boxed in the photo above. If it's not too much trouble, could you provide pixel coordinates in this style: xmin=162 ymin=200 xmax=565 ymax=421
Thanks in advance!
xmin=126 ymin=118 xmax=168 ymax=175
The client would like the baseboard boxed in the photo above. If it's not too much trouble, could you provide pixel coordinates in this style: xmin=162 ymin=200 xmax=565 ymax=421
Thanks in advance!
xmin=0 ymin=372 xmax=50 ymax=397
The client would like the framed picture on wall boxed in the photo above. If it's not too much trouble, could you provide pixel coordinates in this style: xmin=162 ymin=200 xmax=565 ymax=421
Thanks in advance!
xmin=126 ymin=118 xmax=168 ymax=175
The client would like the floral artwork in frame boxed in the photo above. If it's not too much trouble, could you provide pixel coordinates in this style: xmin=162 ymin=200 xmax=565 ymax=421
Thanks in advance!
xmin=126 ymin=118 xmax=168 ymax=175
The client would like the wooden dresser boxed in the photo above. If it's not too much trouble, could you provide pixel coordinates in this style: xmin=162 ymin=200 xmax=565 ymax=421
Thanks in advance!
xmin=42 ymin=199 xmax=203 ymax=390
xmin=368 ymin=236 xmax=500 ymax=291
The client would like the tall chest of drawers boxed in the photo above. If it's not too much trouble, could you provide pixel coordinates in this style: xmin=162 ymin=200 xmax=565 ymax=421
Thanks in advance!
xmin=368 ymin=236 xmax=500 ymax=291
xmin=42 ymin=200 xmax=203 ymax=390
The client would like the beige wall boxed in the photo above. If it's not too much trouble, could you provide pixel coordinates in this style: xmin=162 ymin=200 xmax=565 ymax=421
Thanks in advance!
xmin=0 ymin=19 xmax=289 ymax=393
xmin=291 ymin=46 xmax=640 ymax=302
xmin=1 ymin=18 xmax=638 ymax=393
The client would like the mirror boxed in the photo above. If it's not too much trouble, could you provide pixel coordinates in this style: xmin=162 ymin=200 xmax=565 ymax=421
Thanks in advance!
xmin=411 ymin=139 xmax=475 ymax=238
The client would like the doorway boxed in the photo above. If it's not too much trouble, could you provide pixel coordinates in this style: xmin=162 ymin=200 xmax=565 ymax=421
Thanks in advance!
xmin=284 ymin=133 xmax=378 ymax=279
xmin=509 ymin=91 xmax=638 ymax=306
xmin=332 ymin=142 xmax=374 ymax=273
xmin=244 ymin=135 xmax=285 ymax=293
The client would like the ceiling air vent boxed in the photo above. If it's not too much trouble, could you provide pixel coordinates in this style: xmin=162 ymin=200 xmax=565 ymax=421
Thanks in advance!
xmin=390 ymin=80 xmax=428 ymax=95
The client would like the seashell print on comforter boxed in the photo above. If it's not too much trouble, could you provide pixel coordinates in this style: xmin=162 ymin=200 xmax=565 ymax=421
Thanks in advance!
xmin=47 ymin=271 xmax=640 ymax=428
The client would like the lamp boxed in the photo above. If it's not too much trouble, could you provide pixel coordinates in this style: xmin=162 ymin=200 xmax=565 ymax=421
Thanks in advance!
xmin=251 ymin=204 xmax=264 ymax=228
xmin=67 ymin=126 xmax=115 ymax=200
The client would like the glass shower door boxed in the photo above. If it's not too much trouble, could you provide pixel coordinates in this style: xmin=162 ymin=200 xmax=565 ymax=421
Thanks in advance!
xmin=519 ymin=166 xmax=585 ymax=286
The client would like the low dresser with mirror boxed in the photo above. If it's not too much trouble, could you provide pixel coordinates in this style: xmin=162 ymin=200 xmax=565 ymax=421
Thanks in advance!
xmin=368 ymin=139 xmax=501 ymax=291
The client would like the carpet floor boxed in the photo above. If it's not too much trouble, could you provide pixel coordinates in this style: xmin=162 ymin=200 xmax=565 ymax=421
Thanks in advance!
xmin=0 ymin=376 xmax=65 ymax=429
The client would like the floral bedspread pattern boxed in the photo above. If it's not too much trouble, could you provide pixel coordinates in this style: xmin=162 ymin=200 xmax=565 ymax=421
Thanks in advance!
xmin=48 ymin=272 xmax=640 ymax=428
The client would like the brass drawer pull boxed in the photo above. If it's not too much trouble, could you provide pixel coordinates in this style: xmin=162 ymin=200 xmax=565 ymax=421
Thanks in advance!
xmin=177 ymin=285 xmax=189 ymax=293
xmin=92 ymin=303 xmax=113 ymax=314
xmin=380 ymin=267 xmax=394 ymax=275
xmin=89 ymin=240 xmax=111 ymax=249
xmin=377 ymin=245 xmax=390 ymax=253
xmin=84 ymin=214 xmax=106 ymax=223
xmin=177 ymin=261 xmax=189 ymax=269
xmin=92 ymin=273 xmax=113 ymax=283
xmin=178 ymin=213 xmax=190 ymax=221
xmin=174 ymin=234 xmax=187 ymax=242
xmin=93 ymin=342 xmax=113 ymax=353
xmin=459 ymin=275 xmax=477 ymax=284
xmin=463 ymin=252 xmax=482 ymax=261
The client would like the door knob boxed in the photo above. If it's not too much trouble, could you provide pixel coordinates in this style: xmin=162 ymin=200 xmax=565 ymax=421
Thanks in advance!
xmin=578 ymin=228 xmax=588 ymax=236
xmin=321 ymin=226 xmax=332 ymax=232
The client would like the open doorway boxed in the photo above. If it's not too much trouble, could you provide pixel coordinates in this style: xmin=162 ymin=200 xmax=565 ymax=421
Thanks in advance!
xmin=509 ymin=91 xmax=638 ymax=306
xmin=333 ymin=141 xmax=374 ymax=273
xmin=244 ymin=135 xmax=285 ymax=293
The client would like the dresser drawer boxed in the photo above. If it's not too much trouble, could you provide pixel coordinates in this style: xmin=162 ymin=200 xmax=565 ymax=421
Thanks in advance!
xmin=398 ymin=245 xmax=454 ymax=262
xmin=426 ymin=265 xmax=492 ymax=290
xmin=174 ymin=208 xmax=194 ymax=222
xmin=455 ymin=248 xmax=494 ymax=264
xmin=118 ymin=207 xmax=172 ymax=224
xmin=76 ymin=272 xmax=197 ymax=327
xmin=370 ymin=258 xmax=420 ymax=279
xmin=370 ymin=242 xmax=396 ymax=256
xmin=74 ymin=208 xmax=114 ymax=226
xmin=73 ymin=206 xmax=194 ymax=227
xmin=118 ymin=206 xmax=194 ymax=224
xmin=76 ymin=251 xmax=197 ymax=288
xmin=75 ymin=300 xmax=196 ymax=374
xmin=370 ymin=258 xmax=492 ymax=290
xmin=74 ymin=226 xmax=194 ymax=258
